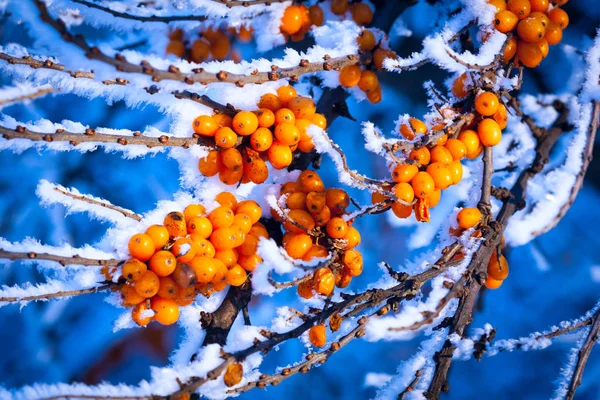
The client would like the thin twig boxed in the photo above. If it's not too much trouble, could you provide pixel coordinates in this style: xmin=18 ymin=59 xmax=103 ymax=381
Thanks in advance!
xmin=51 ymin=186 xmax=143 ymax=221
xmin=565 ymin=309 xmax=600 ymax=400
xmin=0 ymin=249 xmax=120 ymax=267
xmin=0 ymin=87 xmax=54 ymax=106
xmin=0 ymin=284 xmax=116 ymax=303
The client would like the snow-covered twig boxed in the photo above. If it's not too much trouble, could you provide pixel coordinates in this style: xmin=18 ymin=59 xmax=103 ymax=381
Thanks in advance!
xmin=0 ymin=283 xmax=116 ymax=303
xmin=70 ymin=0 xmax=211 ymax=22
xmin=0 ymin=51 xmax=93 ymax=79
xmin=0 ymin=86 xmax=53 ymax=107
xmin=0 ymin=249 xmax=119 ymax=267
xmin=564 ymin=308 xmax=600 ymax=400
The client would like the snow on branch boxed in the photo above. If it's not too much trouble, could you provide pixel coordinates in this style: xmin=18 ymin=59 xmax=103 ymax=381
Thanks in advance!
xmin=0 ymin=83 xmax=53 ymax=108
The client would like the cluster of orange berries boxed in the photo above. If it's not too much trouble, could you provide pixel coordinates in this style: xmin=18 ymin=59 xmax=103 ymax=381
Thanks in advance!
xmin=110 ymin=192 xmax=267 ymax=326
xmin=454 ymin=207 xmax=509 ymax=290
xmin=280 ymin=0 xmax=374 ymax=41
xmin=165 ymin=26 xmax=252 ymax=63
xmin=197 ymin=86 xmax=325 ymax=185
xmin=271 ymin=171 xmax=363 ymax=300
xmin=490 ymin=0 xmax=569 ymax=68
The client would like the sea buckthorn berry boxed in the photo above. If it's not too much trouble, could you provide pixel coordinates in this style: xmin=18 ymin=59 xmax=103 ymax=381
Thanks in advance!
xmin=199 ymin=150 xmax=220 ymax=177
xmin=312 ymin=205 xmax=332 ymax=227
xmin=544 ymin=21 xmax=563 ymax=45
xmin=448 ymin=161 xmax=464 ymax=185
xmin=367 ymin=84 xmax=381 ymax=103
xmin=274 ymin=123 xmax=300 ymax=146
xmin=394 ymin=182 xmax=415 ymax=204
xmin=299 ymin=170 xmax=325 ymax=193
xmin=306 ymin=191 xmax=327 ymax=213
xmin=211 ymin=227 xmax=239 ymax=251
xmin=120 ymin=284 xmax=145 ymax=307
xmin=151 ymin=297 xmax=180 ymax=325
xmin=289 ymin=96 xmax=316 ymax=119
xmin=436 ymin=133 xmax=448 ymax=145
xmin=258 ymin=93 xmax=282 ymax=111
xmin=236 ymin=200 xmax=262 ymax=224
xmin=295 ymin=118 xmax=311 ymax=142
xmin=166 ymin=40 xmax=185 ymax=57
xmin=268 ymin=142 xmax=293 ymax=169
xmin=478 ymin=118 xmax=503 ymax=147
xmin=493 ymin=103 xmax=509 ymax=129
xmin=208 ymin=206 xmax=235 ymax=229
xmin=426 ymin=163 xmax=453 ymax=190
xmin=452 ymin=73 xmax=470 ymax=98
xmin=445 ymin=138 xmax=467 ymax=161
xmin=552 ymin=0 xmax=568 ymax=5
xmin=193 ymin=115 xmax=218 ymax=137
xmin=339 ymin=65 xmax=362 ymax=88
xmin=548 ymin=7 xmax=568 ymax=29
xmin=529 ymin=0 xmax=548 ymax=11
xmin=413 ymin=198 xmax=431 ymax=222
xmin=221 ymin=148 xmax=243 ymax=172
xmin=191 ymin=235 xmax=216 ymax=258
xmin=326 ymin=217 xmax=349 ymax=239
xmin=310 ymin=113 xmax=327 ymax=129
xmin=517 ymin=17 xmax=546 ymax=42
xmin=303 ymin=245 xmax=328 ymax=262
xmin=171 ymin=238 xmax=196 ymax=263
xmin=358 ymin=70 xmax=379 ymax=92
xmin=281 ymin=182 xmax=300 ymax=196
xmin=408 ymin=147 xmax=431 ymax=165
xmin=184 ymin=204 xmax=206 ymax=222
xmin=428 ymin=188 xmax=442 ymax=208
xmin=128 ymin=233 xmax=155 ymax=262
xmin=331 ymin=0 xmax=349 ymax=15
xmin=172 ymin=262 xmax=198 ymax=289
xmin=149 ymin=250 xmax=177 ymax=277
xmin=285 ymin=233 xmax=313 ymax=259
xmin=530 ymin=11 xmax=549 ymax=27
xmin=458 ymin=130 xmax=482 ymax=158
xmin=164 ymin=211 xmax=187 ymax=239
xmin=214 ymin=127 xmax=237 ymax=149
xmin=485 ymin=276 xmax=503 ymax=289
xmin=175 ymin=285 xmax=196 ymax=306
xmin=516 ymin=39 xmax=544 ymax=67
xmin=275 ymin=108 xmax=296 ymax=125
xmin=134 ymin=270 xmax=160 ymax=298
xmin=430 ymin=145 xmax=454 ymax=164
xmin=343 ymin=249 xmax=363 ymax=276
xmin=392 ymin=163 xmax=419 ymax=183
xmin=503 ymin=36 xmax=518 ymax=63
xmin=336 ymin=268 xmax=353 ymax=288
xmin=314 ymin=267 xmax=335 ymax=296
xmin=132 ymin=301 xmax=153 ymax=326
xmin=254 ymin=108 xmax=275 ymax=129
xmin=239 ymin=234 xmax=260 ymax=256
xmin=391 ymin=202 xmax=412 ymax=218
xmin=219 ymin=165 xmax=243 ymax=185
xmin=489 ymin=0 xmax=507 ymax=12
xmin=538 ymin=38 xmax=549 ymax=58
xmin=507 ymin=0 xmax=530 ymax=19
xmin=284 ymin=209 xmax=315 ymax=233
xmin=145 ymin=225 xmax=169 ymax=251
xmin=411 ymin=171 xmax=436 ymax=198
xmin=213 ymin=114 xmax=232 ymax=130
xmin=232 ymin=111 xmax=259 ymax=136
xmin=373 ymin=48 xmax=395 ymax=70
xmin=245 ymin=157 xmax=269 ymax=184
xmin=281 ymin=5 xmax=304 ymax=35
xmin=250 ymin=127 xmax=274 ymax=151
xmin=488 ymin=252 xmax=509 ymax=280
xmin=224 ymin=363 xmax=244 ymax=388
xmin=309 ymin=324 xmax=327 ymax=347
xmin=475 ymin=92 xmax=500 ymax=116
xmin=215 ymin=249 xmax=239 ymax=267
xmin=351 ymin=3 xmax=373 ymax=25
xmin=297 ymin=279 xmax=314 ymax=299
xmin=494 ymin=10 xmax=519 ymax=32
xmin=326 ymin=188 xmax=350 ymax=215
xmin=122 ymin=258 xmax=147 ymax=282
xmin=158 ymin=276 xmax=180 ymax=299
xmin=210 ymin=33 xmax=230 ymax=60
xmin=249 ymin=222 xmax=269 ymax=239
xmin=238 ymin=253 xmax=262 ymax=272
xmin=308 ymin=4 xmax=324 ymax=26
xmin=276 ymin=85 xmax=297 ymax=106
xmin=287 ymin=192 xmax=307 ymax=210
xmin=344 ymin=226 xmax=361 ymax=249
xmin=400 ymin=118 xmax=427 ymax=140
xmin=189 ymin=256 xmax=216 ymax=283
xmin=457 ymin=207 xmax=482 ymax=229
xmin=190 ymin=39 xmax=210 ymax=63
xmin=357 ymin=29 xmax=376 ymax=51
xmin=298 ymin=139 xmax=315 ymax=153
xmin=215 ymin=192 xmax=238 ymax=211
xmin=168 ymin=29 xmax=183 ymax=41
xmin=233 ymin=213 xmax=253 ymax=235
xmin=226 ymin=265 xmax=247 ymax=286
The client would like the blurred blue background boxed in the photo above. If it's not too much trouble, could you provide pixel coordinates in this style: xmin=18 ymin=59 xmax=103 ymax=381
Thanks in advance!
xmin=1 ymin=1 xmax=600 ymax=399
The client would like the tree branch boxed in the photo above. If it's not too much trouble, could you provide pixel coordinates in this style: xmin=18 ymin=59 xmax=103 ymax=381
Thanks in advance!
xmin=0 ymin=249 xmax=120 ymax=267
xmin=0 ymin=87 xmax=54 ymax=106
xmin=0 ymin=283 xmax=116 ymax=303
xmin=565 ymin=308 xmax=600 ymax=400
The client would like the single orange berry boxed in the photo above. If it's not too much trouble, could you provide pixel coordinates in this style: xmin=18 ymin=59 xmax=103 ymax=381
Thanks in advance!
xmin=357 ymin=29 xmax=376 ymax=51
xmin=151 ymin=296 xmax=180 ymax=325
xmin=238 ymin=234 xmax=259 ymax=256
xmin=285 ymin=233 xmax=313 ymax=259
xmin=529 ymin=0 xmax=549 ymax=12
xmin=478 ymin=118 xmax=503 ymax=147
xmin=189 ymin=256 xmax=217 ymax=283
xmin=344 ymin=226 xmax=361 ymax=249
xmin=219 ymin=165 xmax=243 ymax=185
xmin=232 ymin=213 xmax=253 ymax=235
xmin=494 ymin=10 xmax=519 ymax=32
xmin=215 ymin=192 xmax=238 ymax=211
xmin=306 ymin=191 xmax=326 ymax=213
xmin=411 ymin=171 xmax=436 ymax=198
xmin=538 ymin=38 xmax=549 ymax=58
xmin=223 ymin=363 xmax=244 ymax=388
xmin=287 ymin=191 xmax=307 ymax=210
xmin=326 ymin=217 xmax=349 ymax=239
xmin=309 ymin=324 xmax=327 ymax=347
xmin=516 ymin=39 xmax=544 ymax=67
xmin=299 ymin=170 xmax=325 ymax=193
xmin=145 ymin=225 xmax=169 ymax=251
xmin=530 ymin=11 xmax=549 ymax=27
xmin=311 ymin=205 xmax=331 ymax=227
xmin=358 ymin=70 xmax=379 ymax=93
xmin=208 ymin=206 xmax=235 ymax=229
xmin=183 ymin=204 xmax=206 ymax=222
xmin=503 ymin=36 xmax=518 ymax=63
xmin=458 ymin=130 xmax=482 ymax=158
xmin=488 ymin=252 xmax=509 ymax=280
xmin=310 ymin=113 xmax=327 ymax=129
xmin=122 ymin=258 xmax=147 ymax=282
xmin=548 ymin=7 xmax=568 ymax=29
xmin=485 ymin=276 xmax=503 ymax=289
xmin=475 ymin=92 xmax=500 ymax=116
xmin=426 ymin=162 xmax=453 ymax=190
xmin=132 ymin=301 xmax=153 ymax=326
xmin=171 ymin=238 xmax=196 ymax=263
xmin=297 ymin=280 xmax=314 ymax=299
xmin=128 ymin=233 xmax=155 ymax=262
xmin=445 ymin=138 xmax=467 ymax=161
xmin=199 ymin=150 xmax=220 ymax=177
xmin=373 ymin=48 xmax=395 ymax=70
xmin=149 ymin=250 xmax=177 ymax=277
xmin=214 ymin=248 xmax=239 ymax=268
xmin=452 ymin=73 xmax=470 ymax=98
xmin=190 ymin=39 xmax=210 ymax=63
xmin=391 ymin=202 xmax=412 ymax=218
xmin=351 ymin=3 xmax=373 ymax=25
xmin=448 ymin=161 xmax=464 ymax=185
xmin=284 ymin=209 xmax=315 ymax=234
xmin=326 ymin=188 xmax=350 ymax=215
xmin=166 ymin=40 xmax=185 ymax=57
xmin=191 ymin=235 xmax=216 ymax=258
xmin=302 ymin=245 xmax=329 ymax=262
xmin=267 ymin=143 xmax=293 ymax=169
xmin=489 ymin=0 xmax=507 ymax=11
xmin=276 ymin=85 xmax=297 ymax=106
xmin=255 ymin=108 xmax=275 ymax=129
xmin=236 ymin=200 xmax=262 ymax=224
xmin=408 ymin=147 xmax=431 ymax=165
xmin=120 ymin=283 xmax=145 ymax=307
xmin=210 ymin=33 xmax=230 ymax=60
xmin=164 ymin=211 xmax=187 ymax=239
xmin=430 ymin=145 xmax=454 ymax=164
xmin=214 ymin=127 xmax=237 ymax=149
xmin=221 ymin=148 xmax=243 ymax=172
xmin=343 ymin=249 xmax=363 ymax=276
xmin=258 ymin=93 xmax=283 ymax=112
xmin=289 ymin=96 xmax=316 ymax=119
xmin=428 ymin=188 xmax=442 ymax=208
xmin=226 ymin=265 xmax=247 ymax=286
xmin=544 ymin=21 xmax=563 ymax=45
xmin=392 ymin=163 xmax=419 ymax=183
xmin=281 ymin=5 xmax=304 ymax=35
xmin=249 ymin=222 xmax=269 ymax=239
xmin=394 ymin=182 xmax=415 ymax=204
xmin=400 ymin=117 xmax=427 ymax=140
xmin=339 ymin=64 xmax=362 ymax=88
xmin=250 ymin=127 xmax=274 ymax=151
xmin=517 ymin=17 xmax=546 ymax=43
xmin=193 ymin=115 xmax=219 ymax=137
xmin=457 ymin=207 xmax=482 ymax=229
xmin=313 ymin=267 xmax=335 ymax=296
xmin=239 ymin=253 xmax=262 ymax=272
xmin=309 ymin=5 xmax=325 ymax=26
xmin=275 ymin=123 xmax=300 ymax=146
xmin=330 ymin=0 xmax=349 ymax=15
xmin=134 ymin=270 xmax=160 ymax=298
xmin=157 ymin=276 xmax=180 ymax=299
xmin=232 ymin=111 xmax=259 ymax=136
xmin=210 ymin=227 xmax=239 ymax=251
xmin=507 ymin=0 xmax=531 ymax=19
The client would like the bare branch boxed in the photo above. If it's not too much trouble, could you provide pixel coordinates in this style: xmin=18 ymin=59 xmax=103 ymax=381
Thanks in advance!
xmin=51 ymin=185 xmax=143 ymax=221
xmin=0 ymin=249 xmax=120 ymax=267
xmin=0 ymin=283 xmax=116 ymax=303
xmin=565 ymin=308 xmax=600 ymax=400
xmin=70 ymin=0 xmax=209 ymax=22
xmin=0 ymin=51 xmax=93 ymax=79
xmin=0 ymin=87 xmax=54 ymax=106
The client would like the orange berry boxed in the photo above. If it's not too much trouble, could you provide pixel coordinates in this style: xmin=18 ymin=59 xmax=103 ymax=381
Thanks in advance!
xmin=213 ymin=113 xmax=233 ymax=129
xmin=191 ymin=235 xmax=216 ymax=258
xmin=211 ymin=227 xmax=239 ymax=251
xmin=134 ymin=270 xmax=160 ymax=298
xmin=503 ymin=36 xmax=518 ymax=63
xmin=168 ymin=29 xmax=183 ymax=41
xmin=302 ymin=245 xmax=328 ymax=262
xmin=258 ymin=93 xmax=282 ymax=111
xmin=394 ymin=182 xmax=415 ymax=204
xmin=120 ymin=284 xmax=145 ymax=307
xmin=478 ymin=118 xmax=503 ymax=147
xmin=214 ymin=192 xmax=237 ymax=211
xmin=298 ymin=170 xmax=325 ymax=193
xmin=151 ymin=296 xmax=180 ymax=325
xmin=485 ymin=276 xmax=503 ymax=289
xmin=297 ymin=279 xmax=314 ymax=299
xmin=189 ymin=256 xmax=217 ymax=283
xmin=426 ymin=163 xmax=453 ymax=190
xmin=199 ymin=150 xmax=220 ymax=177
xmin=215 ymin=249 xmax=239 ymax=268
xmin=448 ymin=161 xmax=464 ymax=185
xmin=326 ymin=217 xmax=349 ymax=239
xmin=132 ymin=301 xmax=153 ymax=326
xmin=210 ymin=34 xmax=230 ymax=60
xmin=236 ymin=26 xmax=253 ymax=43
xmin=226 ymin=265 xmax=247 ymax=286
xmin=489 ymin=0 xmax=507 ymax=11
xmin=158 ymin=276 xmax=180 ymax=299
xmin=357 ymin=29 xmax=376 ymax=51
xmin=255 ymin=108 xmax=275 ymax=129
xmin=458 ymin=130 xmax=482 ymax=158
xmin=183 ymin=204 xmax=206 ymax=222
xmin=208 ymin=206 xmax=234 ymax=230
xmin=336 ymin=268 xmax=352 ymax=288
xmin=149 ymin=250 xmax=177 ymax=276
xmin=373 ymin=48 xmax=395 ymax=70
xmin=190 ymin=39 xmax=210 ymax=63
xmin=339 ymin=64 xmax=362 ymax=88
xmin=493 ymin=104 xmax=509 ymax=129
xmin=236 ymin=200 xmax=262 ymax=224
xmin=310 ymin=113 xmax=327 ymax=129
xmin=457 ymin=207 xmax=482 ymax=229
xmin=223 ymin=363 xmax=244 ymax=388
xmin=232 ymin=111 xmax=259 ymax=136
xmin=250 ymin=127 xmax=274 ymax=151
xmin=400 ymin=118 xmax=428 ymax=140
xmin=343 ymin=249 xmax=363 ymax=276
xmin=371 ymin=185 xmax=391 ymax=204
xmin=326 ymin=188 xmax=350 ymax=215
xmin=391 ymin=202 xmax=412 ymax=218
xmin=308 ymin=5 xmax=324 ymax=26
xmin=171 ymin=238 xmax=196 ymax=263
xmin=306 ymin=191 xmax=326 ymax=213
xmin=351 ymin=3 xmax=373 ymax=25
xmin=289 ymin=96 xmax=316 ymax=119
xmin=548 ymin=7 xmax=568 ymax=29
xmin=297 ymin=138 xmax=315 ymax=153
xmin=392 ymin=163 xmax=419 ymax=183
xmin=494 ymin=10 xmax=519 ymax=32
xmin=219 ymin=165 xmax=243 ymax=185
xmin=430 ymin=145 xmax=454 ymax=164
xmin=408 ymin=147 xmax=431 ymax=165
xmin=145 ymin=225 xmax=169 ymax=251
xmin=238 ymin=234 xmax=259 ymax=256
xmin=309 ymin=324 xmax=327 ymax=347
xmin=193 ymin=115 xmax=219 ymax=137
xmin=175 ymin=286 xmax=197 ymax=306
xmin=238 ymin=253 xmax=262 ymax=272
xmin=164 ymin=211 xmax=187 ymax=240
xmin=172 ymin=262 xmax=198 ymax=289
xmin=286 ymin=192 xmax=307 ymax=210
xmin=475 ymin=92 xmax=500 ymax=116
xmin=244 ymin=157 xmax=269 ymax=185
xmin=530 ymin=11 xmax=549 ymax=27
xmin=538 ymin=38 xmax=549 ymax=58
xmin=488 ymin=252 xmax=509 ymax=280
xmin=507 ymin=0 xmax=530 ymax=19
xmin=313 ymin=267 xmax=335 ymax=296
xmin=344 ymin=226 xmax=361 ymax=249
xmin=274 ymin=123 xmax=300 ymax=146
xmin=452 ymin=73 xmax=470 ymax=98
xmin=529 ymin=0 xmax=548 ymax=11
xmin=413 ymin=198 xmax=431 ymax=223
xmin=330 ymin=0 xmax=349 ymax=15
xmin=232 ymin=213 xmax=253 ymax=234
xmin=358 ymin=70 xmax=379 ymax=92
xmin=221 ymin=148 xmax=243 ymax=172
xmin=281 ymin=181 xmax=300 ymax=196
xmin=276 ymin=85 xmax=297 ymax=106
xmin=517 ymin=17 xmax=546 ymax=42
xmin=445 ymin=138 xmax=467 ymax=161
xmin=166 ymin=40 xmax=185 ymax=57
xmin=275 ymin=108 xmax=296 ymax=126
xmin=122 ymin=258 xmax=147 ymax=282
xmin=544 ymin=21 xmax=563 ymax=45
xmin=427 ymin=188 xmax=442 ymax=207
xmin=284 ymin=209 xmax=315 ymax=234
xmin=285 ymin=233 xmax=313 ymax=259
xmin=281 ymin=5 xmax=304 ymax=35
xmin=128 ymin=233 xmax=155 ymax=262
xmin=411 ymin=171 xmax=435 ymax=198
xmin=268 ymin=142 xmax=293 ymax=169
xmin=215 ymin=127 xmax=237 ymax=149
xmin=249 ymin=222 xmax=269 ymax=239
